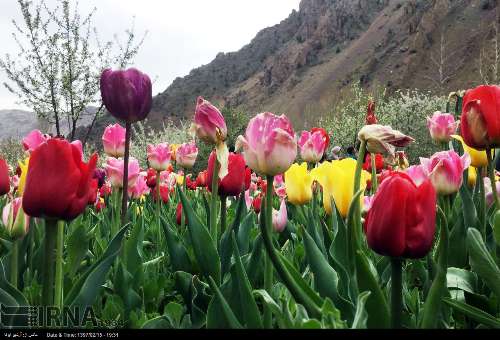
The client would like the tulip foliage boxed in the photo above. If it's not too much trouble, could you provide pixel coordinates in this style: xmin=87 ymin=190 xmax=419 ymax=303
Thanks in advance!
xmin=1 ymin=84 xmax=500 ymax=331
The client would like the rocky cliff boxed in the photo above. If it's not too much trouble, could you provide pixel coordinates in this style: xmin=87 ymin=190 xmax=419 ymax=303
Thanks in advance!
xmin=150 ymin=0 xmax=499 ymax=127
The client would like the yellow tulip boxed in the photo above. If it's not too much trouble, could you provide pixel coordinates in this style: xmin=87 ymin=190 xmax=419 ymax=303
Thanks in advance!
xmin=468 ymin=167 xmax=477 ymax=188
xmin=17 ymin=157 xmax=29 ymax=196
xmin=284 ymin=163 xmax=314 ymax=206
xmin=176 ymin=174 xmax=184 ymax=186
xmin=452 ymin=135 xmax=491 ymax=168
xmin=312 ymin=159 xmax=370 ymax=218
xmin=170 ymin=144 xmax=181 ymax=160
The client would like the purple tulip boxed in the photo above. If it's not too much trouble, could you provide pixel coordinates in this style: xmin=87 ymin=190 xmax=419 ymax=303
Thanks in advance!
xmin=100 ymin=68 xmax=152 ymax=123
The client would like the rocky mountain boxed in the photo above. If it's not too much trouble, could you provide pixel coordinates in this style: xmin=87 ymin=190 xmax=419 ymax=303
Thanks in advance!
xmin=151 ymin=0 xmax=500 ymax=127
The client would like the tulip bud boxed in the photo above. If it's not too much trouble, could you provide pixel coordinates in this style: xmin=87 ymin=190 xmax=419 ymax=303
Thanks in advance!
xmin=237 ymin=112 xmax=297 ymax=176
xmin=95 ymin=198 xmax=106 ymax=213
xmin=427 ymin=111 xmax=459 ymax=143
xmin=252 ymin=194 xmax=263 ymax=214
xmin=298 ymin=129 xmax=329 ymax=164
xmin=2 ymin=198 xmax=29 ymax=240
xmin=191 ymin=97 xmax=227 ymax=145
xmin=272 ymin=200 xmax=288 ymax=233
xmin=102 ymin=124 xmax=126 ymax=158
xmin=176 ymin=142 xmax=199 ymax=169
xmin=358 ymin=125 xmax=414 ymax=157
xmin=176 ymin=203 xmax=186 ymax=226
xmin=364 ymin=172 xmax=436 ymax=259
xmin=22 ymin=129 xmax=49 ymax=153
xmin=147 ymin=143 xmax=172 ymax=171
xmin=104 ymin=157 xmax=140 ymax=189
xmin=366 ymin=100 xmax=378 ymax=125
xmin=461 ymin=85 xmax=500 ymax=150
xmin=284 ymin=163 xmax=313 ymax=206
xmin=100 ymin=68 xmax=152 ymax=123
xmin=420 ymin=150 xmax=471 ymax=195
xmin=0 ymin=158 xmax=10 ymax=196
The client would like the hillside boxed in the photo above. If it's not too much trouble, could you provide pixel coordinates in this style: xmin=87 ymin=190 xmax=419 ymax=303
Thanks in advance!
xmin=150 ymin=0 xmax=499 ymax=127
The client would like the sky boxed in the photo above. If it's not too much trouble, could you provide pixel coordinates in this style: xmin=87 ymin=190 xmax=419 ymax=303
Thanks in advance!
xmin=0 ymin=0 xmax=301 ymax=110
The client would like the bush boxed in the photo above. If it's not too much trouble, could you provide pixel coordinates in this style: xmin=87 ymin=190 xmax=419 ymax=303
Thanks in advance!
xmin=320 ymin=83 xmax=448 ymax=163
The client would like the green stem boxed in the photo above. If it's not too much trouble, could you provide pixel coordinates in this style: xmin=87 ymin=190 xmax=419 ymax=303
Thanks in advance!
xmin=120 ymin=121 xmax=132 ymax=227
xmin=352 ymin=141 xmax=367 ymax=253
xmin=487 ymin=148 xmax=499 ymax=211
xmin=391 ymin=257 xmax=403 ymax=329
xmin=181 ymin=171 xmax=187 ymax=229
xmin=42 ymin=220 xmax=58 ymax=306
xmin=478 ymin=167 xmax=486 ymax=236
xmin=220 ymin=195 xmax=227 ymax=235
xmin=10 ymin=241 xmax=18 ymax=289
xmin=54 ymin=221 xmax=65 ymax=309
xmin=371 ymin=153 xmax=378 ymax=193
xmin=264 ymin=175 xmax=274 ymax=328
xmin=210 ymin=157 xmax=220 ymax=242
xmin=156 ymin=170 xmax=162 ymax=245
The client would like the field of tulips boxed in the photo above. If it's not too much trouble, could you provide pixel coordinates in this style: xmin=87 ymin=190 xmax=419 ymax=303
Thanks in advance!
xmin=1 ymin=68 xmax=500 ymax=330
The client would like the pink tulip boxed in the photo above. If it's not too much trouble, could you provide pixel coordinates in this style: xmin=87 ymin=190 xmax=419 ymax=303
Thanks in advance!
xmin=128 ymin=172 xmax=150 ymax=199
xmin=176 ymin=142 xmax=199 ymax=169
xmin=298 ymin=130 xmax=328 ymax=163
xmin=245 ymin=190 xmax=253 ymax=210
xmin=102 ymin=124 xmax=126 ymax=158
xmin=191 ymin=96 xmax=227 ymax=144
xmin=420 ymin=150 xmax=471 ymax=195
xmin=272 ymin=199 xmax=288 ymax=233
xmin=104 ymin=157 xmax=140 ymax=188
xmin=147 ymin=143 xmax=172 ymax=171
xmin=236 ymin=112 xmax=297 ymax=176
xmin=426 ymin=111 xmax=459 ymax=143
xmin=405 ymin=165 xmax=428 ymax=187
xmin=484 ymin=177 xmax=500 ymax=207
xmin=363 ymin=195 xmax=374 ymax=214
xmin=2 ymin=197 xmax=29 ymax=239
xmin=22 ymin=129 xmax=49 ymax=153
xmin=274 ymin=174 xmax=287 ymax=199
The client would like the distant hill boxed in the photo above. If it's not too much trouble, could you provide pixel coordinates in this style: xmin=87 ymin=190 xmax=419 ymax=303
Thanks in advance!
xmin=150 ymin=0 xmax=500 ymax=127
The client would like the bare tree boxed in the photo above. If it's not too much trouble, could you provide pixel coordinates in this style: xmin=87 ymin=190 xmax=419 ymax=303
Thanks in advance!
xmin=0 ymin=0 xmax=146 ymax=142
xmin=423 ymin=30 xmax=464 ymax=92
xmin=479 ymin=7 xmax=500 ymax=84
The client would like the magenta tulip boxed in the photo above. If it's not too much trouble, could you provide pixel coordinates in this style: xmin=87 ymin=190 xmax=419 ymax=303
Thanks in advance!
xmin=405 ymin=165 xmax=428 ymax=187
xmin=104 ymin=157 xmax=140 ymax=188
xmin=22 ymin=130 xmax=49 ymax=153
xmin=426 ymin=111 xmax=459 ymax=143
xmin=298 ymin=130 xmax=328 ymax=163
xmin=147 ymin=143 xmax=172 ymax=171
xmin=236 ymin=112 xmax=297 ymax=176
xmin=420 ymin=150 xmax=471 ymax=195
xmin=102 ymin=124 xmax=126 ymax=158
xmin=176 ymin=142 xmax=199 ymax=169
xmin=191 ymin=96 xmax=227 ymax=145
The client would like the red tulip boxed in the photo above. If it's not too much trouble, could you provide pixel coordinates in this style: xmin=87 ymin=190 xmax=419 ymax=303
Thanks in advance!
xmin=363 ymin=154 xmax=385 ymax=173
xmin=364 ymin=172 xmax=436 ymax=259
xmin=95 ymin=198 xmax=106 ymax=213
xmin=252 ymin=194 xmax=263 ymax=214
xmin=366 ymin=100 xmax=378 ymax=125
xmin=0 ymin=158 xmax=10 ymax=196
xmin=87 ymin=179 xmax=99 ymax=205
xmin=461 ymin=85 xmax=500 ymax=149
xmin=207 ymin=151 xmax=248 ymax=197
xmin=186 ymin=176 xmax=197 ymax=190
xmin=23 ymin=139 xmax=98 ymax=221
xmin=196 ymin=170 xmax=209 ymax=188
xmin=153 ymin=183 xmax=170 ymax=203
xmin=100 ymin=183 xmax=111 ymax=198
xmin=176 ymin=202 xmax=186 ymax=225
xmin=146 ymin=168 xmax=157 ymax=188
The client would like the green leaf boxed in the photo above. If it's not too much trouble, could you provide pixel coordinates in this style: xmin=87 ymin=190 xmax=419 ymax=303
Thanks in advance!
xmin=178 ymin=187 xmax=221 ymax=284
xmin=161 ymin=216 xmax=193 ymax=273
xmin=237 ymin=213 xmax=255 ymax=256
xmin=493 ymin=210 xmax=500 ymax=246
xmin=66 ymin=222 xmax=91 ymax=276
xmin=66 ymin=225 xmax=129 ymax=308
xmin=446 ymin=268 xmax=478 ymax=294
xmin=354 ymin=250 xmax=390 ymax=329
xmin=466 ymin=228 xmax=500 ymax=298
xmin=207 ymin=276 xmax=243 ymax=329
xmin=421 ymin=208 xmax=449 ymax=329
xmin=220 ymin=195 xmax=248 ymax=275
xmin=459 ymin=181 xmax=479 ymax=229
xmin=444 ymin=298 xmax=500 ymax=329
xmin=351 ymin=291 xmax=371 ymax=329
xmin=230 ymin=232 xmax=263 ymax=328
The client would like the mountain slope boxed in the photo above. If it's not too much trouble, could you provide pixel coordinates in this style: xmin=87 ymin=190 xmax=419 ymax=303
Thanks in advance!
xmin=151 ymin=0 xmax=499 ymax=127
